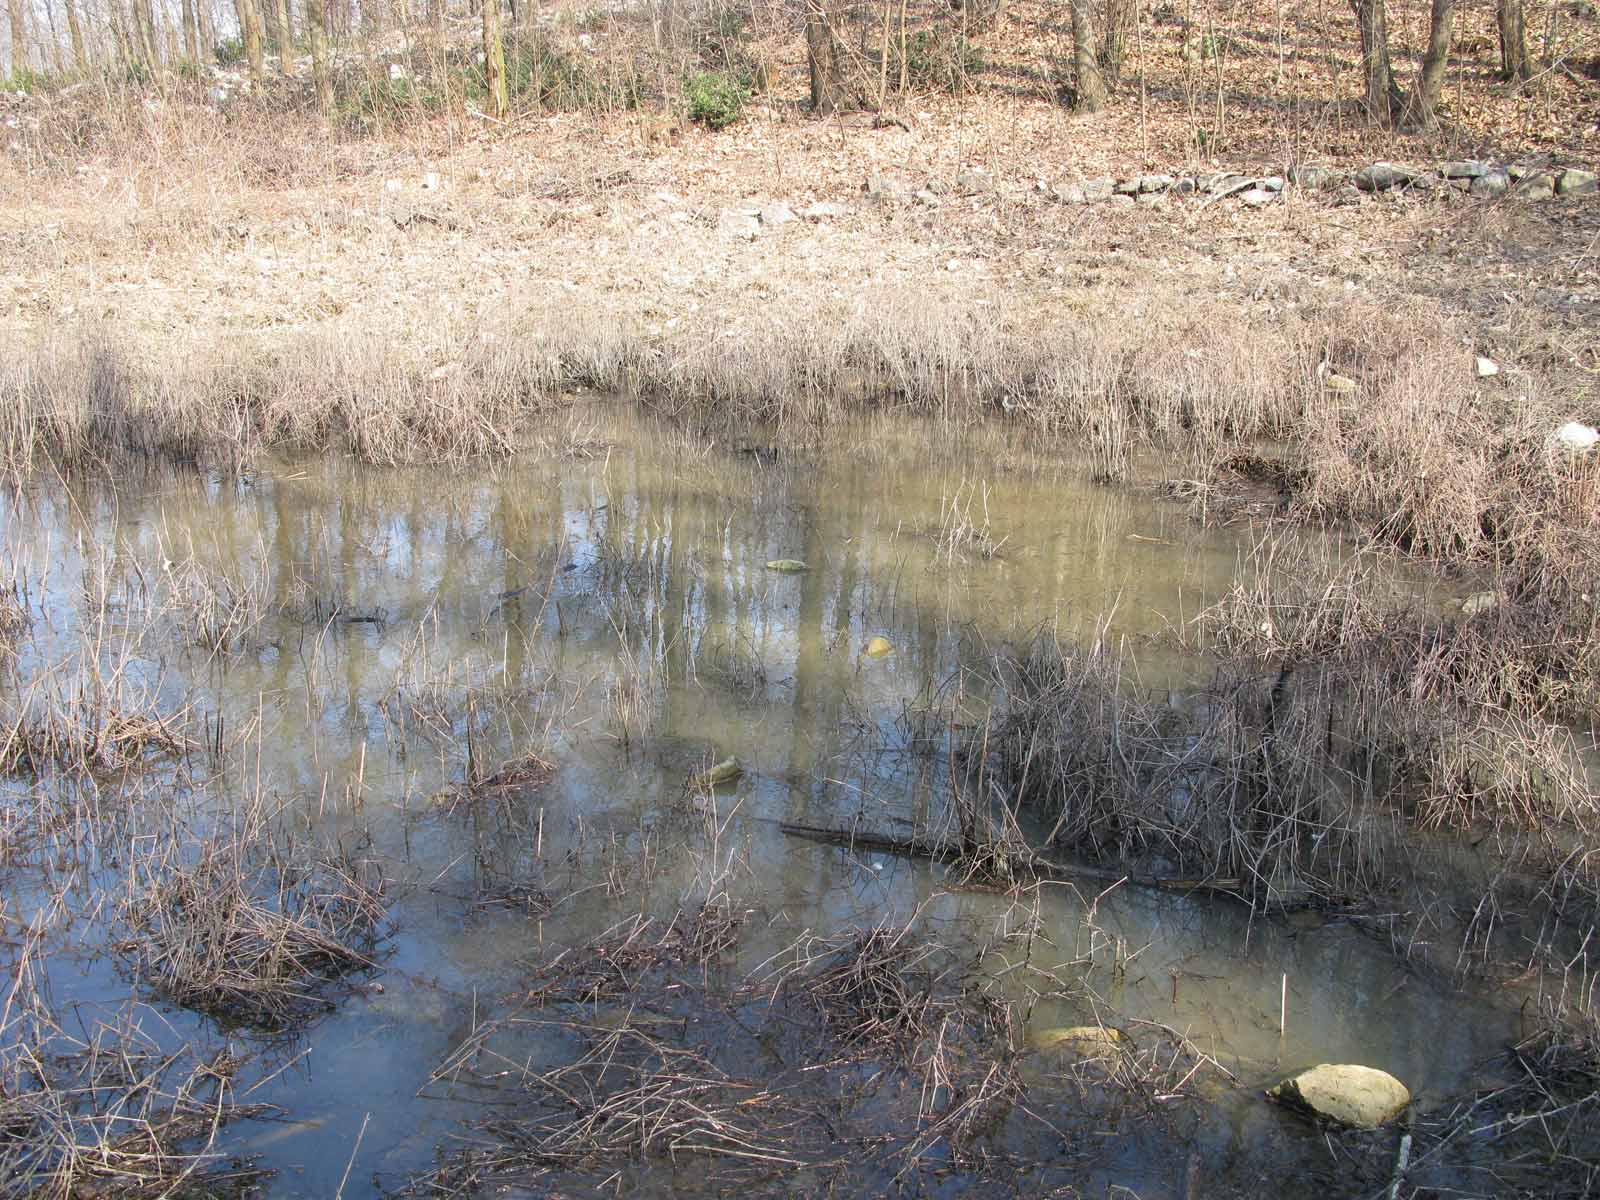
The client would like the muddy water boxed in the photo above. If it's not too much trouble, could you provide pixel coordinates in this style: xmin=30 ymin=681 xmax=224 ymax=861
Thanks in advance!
xmin=1 ymin=408 xmax=1519 ymax=1196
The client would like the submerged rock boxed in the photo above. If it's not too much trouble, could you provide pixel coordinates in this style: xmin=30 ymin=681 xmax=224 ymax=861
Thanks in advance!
xmin=1269 ymin=1064 xmax=1410 ymax=1128
xmin=693 ymin=758 xmax=743 ymax=788
xmin=765 ymin=559 xmax=808 ymax=572
xmin=864 ymin=636 xmax=894 ymax=659
xmin=1027 ymin=1025 xmax=1126 ymax=1056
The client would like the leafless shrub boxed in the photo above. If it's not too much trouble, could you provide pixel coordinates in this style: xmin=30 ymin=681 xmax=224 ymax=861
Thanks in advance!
xmin=116 ymin=833 xmax=386 ymax=1029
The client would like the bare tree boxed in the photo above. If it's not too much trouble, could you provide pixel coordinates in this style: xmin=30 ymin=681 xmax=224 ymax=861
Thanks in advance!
xmin=1067 ymin=0 xmax=1108 ymax=110
xmin=276 ymin=0 xmax=293 ymax=72
xmin=64 ymin=0 xmax=85 ymax=68
xmin=1350 ymin=0 xmax=1402 ymax=124
xmin=237 ymin=0 xmax=264 ymax=79
xmin=482 ymin=0 xmax=507 ymax=115
xmin=804 ymin=0 xmax=847 ymax=114
xmin=305 ymin=0 xmax=330 ymax=108
xmin=7 ymin=0 xmax=26 ymax=76
xmin=1403 ymin=0 xmax=1456 ymax=128
xmin=1497 ymin=0 xmax=1530 ymax=86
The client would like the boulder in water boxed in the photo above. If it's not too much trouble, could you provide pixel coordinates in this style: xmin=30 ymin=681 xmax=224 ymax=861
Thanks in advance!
xmin=1269 ymin=1063 xmax=1410 ymax=1128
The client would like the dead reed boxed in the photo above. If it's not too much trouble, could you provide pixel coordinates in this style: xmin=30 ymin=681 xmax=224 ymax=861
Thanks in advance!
xmin=116 ymin=831 xmax=386 ymax=1029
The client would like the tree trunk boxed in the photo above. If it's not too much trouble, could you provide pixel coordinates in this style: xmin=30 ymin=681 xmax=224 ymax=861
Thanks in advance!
xmin=276 ymin=0 xmax=293 ymax=72
xmin=238 ymin=0 xmax=264 ymax=80
xmin=805 ymin=0 xmax=846 ymax=114
xmin=180 ymin=0 xmax=197 ymax=58
xmin=64 ymin=0 xmax=84 ymax=68
xmin=7 ymin=0 xmax=25 ymax=76
xmin=1067 ymin=0 xmax=1107 ymax=111
xmin=481 ymin=0 xmax=507 ymax=115
xmin=1099 ymin=0 xmax=1136 ymax=87
xmin=1497 ymin=0 xmax=1530 ymax=86
xmin=198 ymin=0 xmax=215 ymax=59
xmin=1350 ymin=0 xmax=1403 ymax=125
xmin=305 ymin=0 xmax=330 ymax=109
xmin=137 ymin=0 xmax=160 ymax=64
xmin=1402 ymin=0 xmax=1454 ymax=128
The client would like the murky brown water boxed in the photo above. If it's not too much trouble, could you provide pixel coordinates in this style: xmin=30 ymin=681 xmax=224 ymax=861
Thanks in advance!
xmin=0 ymin=407 xmax=1529 ymax=1196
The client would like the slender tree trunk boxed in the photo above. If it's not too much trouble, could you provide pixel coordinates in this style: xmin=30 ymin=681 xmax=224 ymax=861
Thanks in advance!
xmin=305 ymin=0 xmax=330 ymax=108
xmin=277 ymin=0 xmax=293 ymax=72
xmin=1067 ymin=0 xmax=1107 ymax=111
xmin=1350 ymin=0 xmax=1402 ymax=124
xmin=64 ymin=0 xmax=85 ymax=67
xmin=481 ymin=0 xmax=507 ymax=115
xmin=1099 ymin=0 xmax=1136 ymax=87
xmin=237 ymin=0 xmax=264 ymax=80
xmin=198 ymin=0 xmax=215 ymax=58
xmin=136 ymin=0 xmax=160 ymax=65
xmin=1403 ymin=0 xmax=1455 ymax=128
xmin=8 ymin=0 xmax=27 ymax=76
xmin=805 ymin=0 xmax=845 ymax=114
xmin=180 ymin=0 xmax=197 ymax=58
xmin=1497 ymin=0 xmax=1530 ymax=86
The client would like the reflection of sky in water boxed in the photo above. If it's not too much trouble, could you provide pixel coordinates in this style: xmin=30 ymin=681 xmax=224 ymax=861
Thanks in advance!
xmin=0 ymin=409 xmax=1513 ymax=1197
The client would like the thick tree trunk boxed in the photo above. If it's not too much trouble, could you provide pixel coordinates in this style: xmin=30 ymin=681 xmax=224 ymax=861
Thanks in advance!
xmin=1067 ymin=0 xmax=1107 ymax=111
xmin=481 ymin=0 xmax=507 ymax=115
xmin=276 ymin=0 xmax=293 ymax=73
xmin=805 ymin=0 xmax=846 ymax=114
xmin=1099 ymin=0 xmax=1136 ymax=87
xmin=198 ymin=0 xmax=216 ymax=59
xmin=305 ymin=0 xmax=330 ymax=109
xmin=7 ymin=0 xmax=26 ymax=76
xmin=64 ymin=0 xmax=85 ymax=67
xmin=1350 ymin=0 xmax=1403 ymax=125
xmin=1497 ymin=0 xmax=1530 ymax=86
xmin=180 ymin=0 xmax=197 ymax=58
xmin=237 ymin=0 xmax=264 ymax=80
xmin=1403 ymin=0 xmax=1455 ymax=128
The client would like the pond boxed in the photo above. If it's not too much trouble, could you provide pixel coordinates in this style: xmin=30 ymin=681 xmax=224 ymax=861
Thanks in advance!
xmin=0 ymin=406 xmax=1537 ymax=1197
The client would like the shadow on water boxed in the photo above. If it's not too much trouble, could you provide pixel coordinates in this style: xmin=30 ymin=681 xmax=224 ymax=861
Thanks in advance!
xmin=0 ymin=405 xmax=1591 ymax=1198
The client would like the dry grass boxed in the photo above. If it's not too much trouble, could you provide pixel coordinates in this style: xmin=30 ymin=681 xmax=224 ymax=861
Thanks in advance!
xmin=116 ymin=831 xmax=386 ymax=1029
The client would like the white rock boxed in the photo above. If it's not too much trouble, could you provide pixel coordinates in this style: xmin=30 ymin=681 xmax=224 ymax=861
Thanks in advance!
xmin=1269 ymin=1064 xmax=1411 ymax=1128
xmin=421 ymin=172 xmax=441 ymax=190
xmin=1238 ymin=187 xmax=1277 ymax=207
xmin=801 ymin=201 xmax=848 ymax=221
xmin=1475 ymin=355 xmax=1499 ymax=377
xmin=1555 ymin=421 xmax=1600 ymax=452
xmin=383 ymin=178 xmax=404 ymax=193
xmin=388 ymin=62 xmax=409 ymax=81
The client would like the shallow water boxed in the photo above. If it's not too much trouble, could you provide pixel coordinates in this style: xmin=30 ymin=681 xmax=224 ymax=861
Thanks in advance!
xmin=0 ymin=408 xmax=1527 ymax=1196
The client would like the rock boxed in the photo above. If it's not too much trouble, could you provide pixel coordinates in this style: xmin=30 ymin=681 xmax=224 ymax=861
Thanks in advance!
xmin=692 ymin=758 xmax=743 ymax=788
xmin=1475 ymin=356 xmax=1499 ymax=377
xmin=955 ymin=170 xmax=988 ymax=193
xmin=1555 ymin=422 xmax=1600 ymax=452
xmin=1082 ymin=177 xmax=1115 ymax=203
xmin=1138 ymin=173 xmax=1175 ymax=193
xmin=1269 ymin=1064 xmax=1410 ymax=1128
xmin=923 ymin=176 xmax=950 ymax=196
xmin=760 ymin=201 xmax=796 ymax=226
xmin=864 ymin=636 xmax=893 ymax=659
xmin=1113 ymin=178 xmax=1139 ymax=195
xmin=387 ymin=62 xmax=409 ymax=81
xmin=1027 ymin=1026 xmax=1126 ymax=1056
xmin=1259 ymin=175 xmax=1286 ymax=192
xmin=1557 ymin=169 xmax=1598 ymax=197
xmin=383 ymin=178 xmax=404 ymax=193
xmin=914 ymin=189 xmax=941 ymax=206
xmin=1209 ymin=173 xmax=1252 ymax=195
xmin=421 ymin=171 xmax=441 ymax=190
xmin=718 ymin=209 xmax=761 ymax=239
xmin=1238 ymin=187 xmax=1277 ymax=208
xmin=1460 ymin=591 xmax=1497 ymax=617
xmin=765 ymin=559 xmax=808 ymax=572
xmin=1171 ymin=177 xmax=1196 ymax=195
xmin=1052 ymin=182 xmax=1087 ymax=205
xmin=1441 ymin=160 xmax=1491 ymax=179
xmin=1105 ymin=194 xmax=1137 ymax=208
xmin=1470 ymin=169 xmax=1511 ymax=199
xmin=1136 ymin=191 xmax=1165 ymax=205
xmin=801 ymin=201 xmax=847 ymax=221
xmin=1289 ymin=165 xmax=1343 ymax=189
xmin=1507 ymin=164 xmax=1530 ymax=181
xmin=1354 ymin=161 xmax=1418 ymax=191
xmin=1322 ymin=371 xmax=1358 ymax=394
xmin=1513 ymin=172 xmax=1556 ymax=200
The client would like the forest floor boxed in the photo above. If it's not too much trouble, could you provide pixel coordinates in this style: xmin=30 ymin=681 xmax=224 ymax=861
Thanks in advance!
xmin=0 ymin=0 xmax=1597 ymax=411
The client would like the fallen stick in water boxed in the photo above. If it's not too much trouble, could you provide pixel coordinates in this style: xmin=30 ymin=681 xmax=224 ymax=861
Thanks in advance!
xmin=777 ymin=821 xmax=1248 ymax=897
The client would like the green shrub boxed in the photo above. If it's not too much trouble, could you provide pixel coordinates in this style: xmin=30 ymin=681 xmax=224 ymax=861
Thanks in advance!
xmin=683 ymin=70 xmax=747 ymax=129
